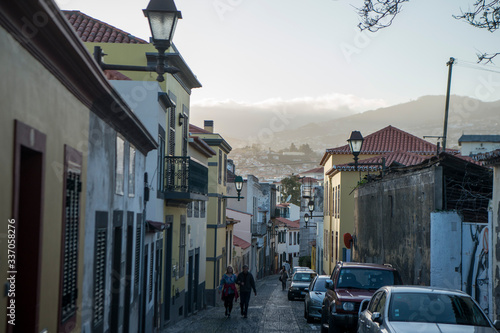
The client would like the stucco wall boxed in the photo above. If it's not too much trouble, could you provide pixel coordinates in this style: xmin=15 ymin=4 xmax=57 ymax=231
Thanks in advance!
xmin=493 ymin=165 xmax=500 ymax=320
xmin=0 ymin=26 xmax=90 ymax=332
xmin=354 ymin=166 xmax=441 ymax=285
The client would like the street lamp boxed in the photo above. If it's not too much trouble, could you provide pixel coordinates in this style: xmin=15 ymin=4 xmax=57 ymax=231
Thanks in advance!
xmin=347 ymin=130 xmax=364 ymax=171
xmin=143 ymin=0 xmax=182 ymax=82
xmin=93 ymin=0 xmax=182 ymax=82
xmin=304 ymin=199 xmax=321 ymax=228
xmin=347 ymin=130 xmax=386 ymax=174
xmin=234 ymin=175 xmax=243 ymax=201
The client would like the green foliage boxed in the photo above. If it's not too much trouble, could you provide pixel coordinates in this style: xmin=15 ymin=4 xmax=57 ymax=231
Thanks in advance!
xmin=298 ymin=256 xmax=311 ymax=268
xmin=281 ymin=175 xmax=301 ymax=205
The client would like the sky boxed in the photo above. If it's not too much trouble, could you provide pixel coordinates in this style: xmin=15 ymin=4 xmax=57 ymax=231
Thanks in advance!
xmin=55 ymin=0 xmax=500 ymax=135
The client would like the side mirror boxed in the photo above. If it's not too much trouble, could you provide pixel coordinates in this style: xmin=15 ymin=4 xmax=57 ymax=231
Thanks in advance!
xmin=494 ymin=320 xmax=500 ymax=330
xmin=372 ymin=312 xmax=383 ymax=324
xmin=325 ymin=279 xmax=333 ymax=290
xmin=358 ymin=299 xmax=370 ymax=317
xmin=304 ymin=287 xmax=309 ymax=292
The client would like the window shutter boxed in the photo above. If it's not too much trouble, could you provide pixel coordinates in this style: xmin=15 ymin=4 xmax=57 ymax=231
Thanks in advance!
xmin=134 ymin=215 xmax=142 ymax=295
xmin=93 ymin=212 xmax=108 ymax=331
xmin=59 ymin=146 xmax=82 ymax=332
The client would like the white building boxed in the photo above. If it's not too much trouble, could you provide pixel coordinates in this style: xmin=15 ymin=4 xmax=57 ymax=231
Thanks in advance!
xmin=459 ymin=135 xmax=500 ymax=156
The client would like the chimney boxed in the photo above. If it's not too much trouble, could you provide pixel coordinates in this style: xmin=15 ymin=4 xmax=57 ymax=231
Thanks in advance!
xmin=204 ymin=120 xmax=214 ymax=133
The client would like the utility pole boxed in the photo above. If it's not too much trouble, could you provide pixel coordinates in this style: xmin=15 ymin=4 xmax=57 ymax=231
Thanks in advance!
xmin=442 ymin=57 xmax=455 ymax=151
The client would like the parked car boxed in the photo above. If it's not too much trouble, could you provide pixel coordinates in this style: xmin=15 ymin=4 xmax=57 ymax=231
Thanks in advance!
xmin=358 ymin=285 xmax=500 ymax=333
xmin=290 ymin=266 xmax=310 ymax=279
xmin=288 ymin=270 xmax=317 ymax=301
xmin=321 ymin=262 xmax=403 ymax=333
xmin=304 ymin=275 xmax=330 ymax=323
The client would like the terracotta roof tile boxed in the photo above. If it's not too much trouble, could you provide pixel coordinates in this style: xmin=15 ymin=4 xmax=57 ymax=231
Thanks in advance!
xmin=189 ymin=124 xmax=211 ymax=134
xmin=104 ymin=70 xmax=131 ymax=80
xmin=62 ymin=10 xmax=147 ymax=44
xmin=329 ymin=150 xmax=429 ymax=173
xmin=233 ymin=236 xmax=251 ymax=249
xmin=326 ymin=125 xmax=458 ymax=156
xmin=276 ymin=217 xmax=300 ymax=229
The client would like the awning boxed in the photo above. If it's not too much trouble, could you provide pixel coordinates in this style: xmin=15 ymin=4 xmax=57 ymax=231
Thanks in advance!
xmin=146 ymin=220 xmax=165 ymax=233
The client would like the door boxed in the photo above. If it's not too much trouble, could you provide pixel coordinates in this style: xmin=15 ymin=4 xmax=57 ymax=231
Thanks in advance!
xmin=110 ymin=213 xmax=123 ymax=333
xmin=10 ymin=121 xmax=46 ymax=333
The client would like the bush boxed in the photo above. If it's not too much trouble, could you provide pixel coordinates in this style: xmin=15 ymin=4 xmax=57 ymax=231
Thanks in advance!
xmin=298 ymin=256 xmax=311 ymax=268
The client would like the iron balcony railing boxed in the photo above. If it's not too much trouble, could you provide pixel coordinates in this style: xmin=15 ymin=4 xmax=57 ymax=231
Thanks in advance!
xmin=251 ymin=222 xmax=267 ymax=236
xmin=164 ymin=156 xmax=208 ymax=197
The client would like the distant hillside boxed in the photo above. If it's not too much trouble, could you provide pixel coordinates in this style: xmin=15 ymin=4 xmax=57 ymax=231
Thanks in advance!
xmin=228 ymin=95 xmax=500 ymax=179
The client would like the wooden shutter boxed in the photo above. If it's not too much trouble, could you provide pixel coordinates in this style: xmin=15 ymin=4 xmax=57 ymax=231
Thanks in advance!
xmin=58 ymin=145 xmax=82 ymax=332
xmin=93 ymin=211 xmax=107 ymax=332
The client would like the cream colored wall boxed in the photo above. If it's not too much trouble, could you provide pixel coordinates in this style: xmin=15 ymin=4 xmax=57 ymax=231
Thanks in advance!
xmin=1 ymin=28 xmax=89 ymax=331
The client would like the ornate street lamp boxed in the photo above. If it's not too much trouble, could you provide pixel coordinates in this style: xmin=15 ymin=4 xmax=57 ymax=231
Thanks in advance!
xmin=234 ymin=175 xmax=243 ymax=201
xmin=93 ymin=0 xmax=182 ymax=82
xmin=347 ymin=130 xmax=364 ymax=171
xmin=347 ymin=130 xmax=386 ymax=174
xmin=304 ymin=199 xmax=321 ymax=228
xmin=143 ymin=0 xmax=182 ymax=82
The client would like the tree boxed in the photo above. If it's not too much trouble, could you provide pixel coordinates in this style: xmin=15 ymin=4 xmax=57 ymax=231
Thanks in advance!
xmin=281 ymin=175 xmax=301 ymax=206
xmin=358 ymin=0 xmax=499 ymax=62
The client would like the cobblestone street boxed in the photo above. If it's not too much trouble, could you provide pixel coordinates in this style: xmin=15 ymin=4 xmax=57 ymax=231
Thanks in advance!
xmin=165 ymin=274 xmax=321 ymax=333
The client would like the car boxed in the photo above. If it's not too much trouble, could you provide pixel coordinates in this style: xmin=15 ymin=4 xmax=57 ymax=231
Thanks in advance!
xmin=290 ymin=266 xmax=311 ymax=279
xmin=304 ymin=275 xmax=330 ymax=323
xmin=321 ymin=262 xmax=403 ymax=333
xmin=288 ymin=270 xmax=317 ymax=301
xmin=357 ymin=285 xmax=500 ymax=333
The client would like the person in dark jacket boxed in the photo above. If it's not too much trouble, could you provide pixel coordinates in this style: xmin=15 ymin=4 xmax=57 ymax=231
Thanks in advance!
xmin=279 ymin=265 xmax=288 ymax=290
xmin=236 ymin=264 xmax=256 ymax=318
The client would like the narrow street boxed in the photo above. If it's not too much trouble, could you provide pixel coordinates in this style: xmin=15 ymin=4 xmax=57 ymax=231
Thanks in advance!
xmin=165 ymin=274 xmax=321 ymax=333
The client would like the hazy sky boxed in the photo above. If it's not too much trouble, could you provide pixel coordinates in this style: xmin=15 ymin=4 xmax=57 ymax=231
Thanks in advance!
xmin=56 ymin=0 xmax=500 ymax=132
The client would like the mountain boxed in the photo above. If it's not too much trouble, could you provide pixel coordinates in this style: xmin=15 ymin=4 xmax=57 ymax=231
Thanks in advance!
xmin=225 ymin=95 xmax=500 ymax=179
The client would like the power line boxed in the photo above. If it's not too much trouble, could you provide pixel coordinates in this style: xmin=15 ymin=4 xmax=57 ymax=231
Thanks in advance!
xmin=455 ymin=59 xmax=500 ymax=74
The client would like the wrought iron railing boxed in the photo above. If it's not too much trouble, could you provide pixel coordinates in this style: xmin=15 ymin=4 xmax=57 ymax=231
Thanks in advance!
xmin=164 ymin=156 xmax=208 ymax=195
xmin=251 ymin=222 xmax=267 ymax=236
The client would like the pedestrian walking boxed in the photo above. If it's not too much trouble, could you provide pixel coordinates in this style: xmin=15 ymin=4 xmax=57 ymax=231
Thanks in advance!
xmin=218 ymin=265 xmax=238 ymax=318
xmin=236 ymin=264 xmax=256 ymax=318
xmin=284 ymin=260 xmax=291 ymax=276
xmin=279 ymin=265 xmax=288 ymax=291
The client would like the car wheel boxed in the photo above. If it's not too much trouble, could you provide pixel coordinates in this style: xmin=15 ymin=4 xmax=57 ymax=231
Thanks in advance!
xmin=320 ymin=305 xmax=328 ymax=333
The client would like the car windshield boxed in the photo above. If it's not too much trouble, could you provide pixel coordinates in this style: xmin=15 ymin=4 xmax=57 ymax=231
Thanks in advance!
xmin=312 ymin=278 xmax=328 ymax=292
xmin=337 ymin=268 xmax=395 ymax=290
xmin=293 ymin=272 xmax=316 ymax=282
xmin=388 ymin=292 xmax=490 ymax=327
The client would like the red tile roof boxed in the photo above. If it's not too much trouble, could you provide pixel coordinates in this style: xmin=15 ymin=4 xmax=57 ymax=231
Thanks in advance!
xmin=63 ymin=10 xmax=147 ymax=44
xmin=302 ymin=167 xmax=324 ymax=174
xmin=299 ymin=176 xmax=322 ymax=184
xmin=189 ymin=124 xmax=212 ymax=134
xmin=233 ymin=236 xmax=251 ymax=249
xmin=473 ymin=149 xmax=500 ymax=166
xmin=327 ymin=150 xmax=429 ymax=173
xmin=276 ymin=217 xmax=300 ymax=229
xmin=104 ymin=70 xmax=131 ymax=80
xmin=326 ymin=126 xmax=458 ymax=156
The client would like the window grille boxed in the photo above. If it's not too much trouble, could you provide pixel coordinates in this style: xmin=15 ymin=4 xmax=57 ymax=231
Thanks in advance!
xmin=93 ymin=218 xmax=107 ymax=328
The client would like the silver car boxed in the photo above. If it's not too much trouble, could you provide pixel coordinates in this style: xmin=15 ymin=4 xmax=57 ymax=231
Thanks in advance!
xmin=304 ymin=275 xmax=329 ymax=323
xmin=358 ymin=286 xmax=500 ymax=333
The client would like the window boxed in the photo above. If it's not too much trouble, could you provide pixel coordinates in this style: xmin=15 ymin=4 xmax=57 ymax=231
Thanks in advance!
xmin=297 ymin=232 xmax=300 ymax=245
xmin=200 ymin=201 xmax=206 ymax=218
xmin=128 ymin=145 xmax=135 ymax=196
xmin=194 ymin=201 xmax=199 ymax=218
xmin=115 ymin=135 xmax=125 ymax=195
xmin=336 ymin=185 xmax=340 ymax=218
xmin=218 ymin=150 xmax=222 ymax=184
xmin=218 ymin=198 xmax=221 ymax=224
xmin=179 ymin=216 xmax=186 ymax=277
xmin=60 ymin=146 xmax=82 ymax=330
xmin=293 ymin=232 xmax=296 ymax=245
xmin=187 ymin=202 xmax=192 ymax=217
xmin=224 ymin=154 xmax=227 ymax=186
xmin=167 ymin=91 xmax=177 ymax=156
xmin=182 ymin=105 xmax=189 ymax=157
xmin=93 ymin=212 xmax=107 ymax=330
xmin=157 ymin=126 xmax=165 ymax=193
xmin=149 ymin=244 xmax=154 ymax=301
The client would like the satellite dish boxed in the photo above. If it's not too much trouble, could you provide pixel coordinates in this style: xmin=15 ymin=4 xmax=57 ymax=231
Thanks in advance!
xmin=285 ymin=194 xmax=292 ymax=203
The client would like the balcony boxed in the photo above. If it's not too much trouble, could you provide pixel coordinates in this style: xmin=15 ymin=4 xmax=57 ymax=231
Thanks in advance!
xmin=251 ymin=222 xmax=267 ymax=236
xmin=163 ymin=156 xmax=208 ymax=201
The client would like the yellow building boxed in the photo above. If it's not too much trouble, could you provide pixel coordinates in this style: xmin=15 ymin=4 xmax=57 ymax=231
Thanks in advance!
xmin=63 ymin=8 xmax=202 ymax=328
xmin=1 ymin=2 xmax=156 ymax=332
xmin=320 ymin=126 xmax=444 ymax=275
xmin=190 ymin=121 xmax=232 ymax=306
